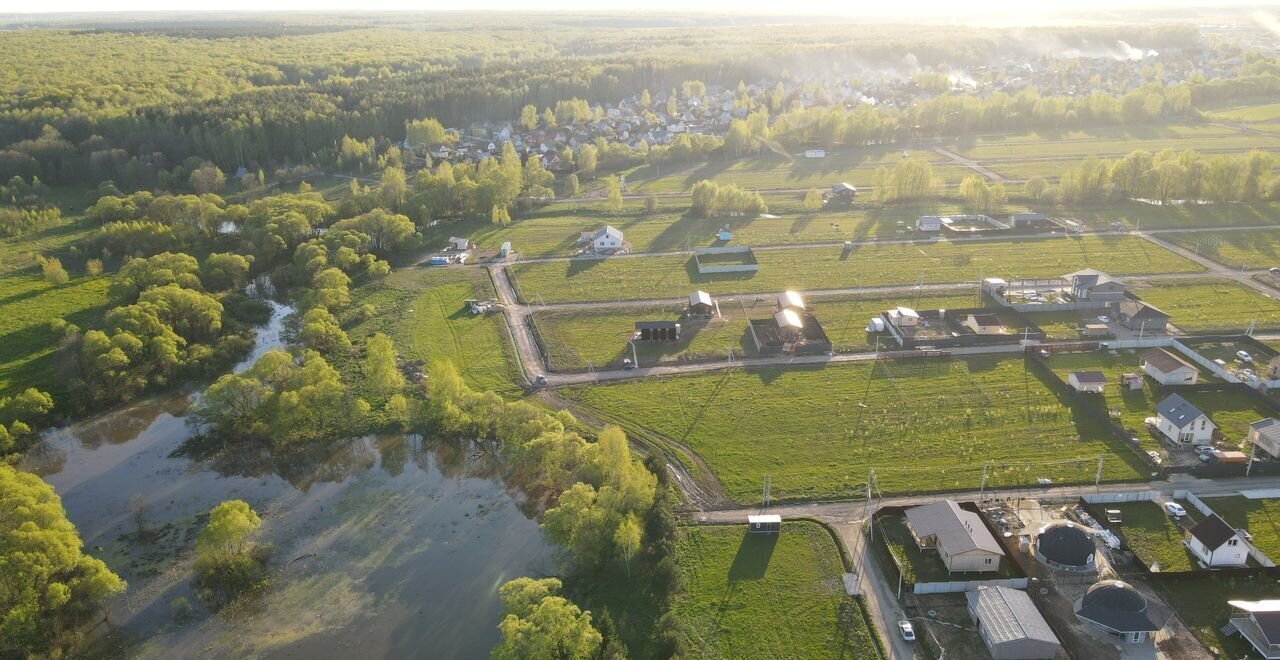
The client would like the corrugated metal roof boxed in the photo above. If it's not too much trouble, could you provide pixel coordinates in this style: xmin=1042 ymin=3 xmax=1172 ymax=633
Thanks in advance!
xmin=967 ymin=586 xmax=1059 ymax=646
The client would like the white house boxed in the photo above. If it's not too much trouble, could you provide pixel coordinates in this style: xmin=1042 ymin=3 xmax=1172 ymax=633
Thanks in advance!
xmin=591 ymin=226 xmax=624 ymax=252
xmin=1068 ymin=371 xmax=1107 ymax=394
xmin=1187 ymin=513 xmax=1248 ymax=567
xmin=887 ymin=306 xmax=920 ymax=328
xmin=904 ymin=500 xmax=1004 ymax=574
xmin=1154 ymin=394 xmax=1215 ymax=445
xmin=962 ymin=314 xmax=1005 ymax=335
xmin=916 ymin=215 xmax=942 ymax=232
xmin=447 ymin=236 xmax=470 ymax=251
xmin=1140 ymin=348 xmax=1199 ymax=385
xmin=1227 ymin=600 xmax=1280 ymax=659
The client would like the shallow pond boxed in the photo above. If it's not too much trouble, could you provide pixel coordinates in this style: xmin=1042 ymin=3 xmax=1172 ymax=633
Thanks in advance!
xmin=18 ymin=301 xmax=552 ymax=659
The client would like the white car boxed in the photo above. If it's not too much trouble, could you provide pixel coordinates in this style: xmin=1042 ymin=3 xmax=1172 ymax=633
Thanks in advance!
xmin=1237 ymin=350 xmax=1254 ymax=363
xmin=1164 ymin=502 xmax=1186 ymax=518
xmin=1096 ymin=315 xmax=1111 ymax=323
xmin=898 ymin=621 xmax=915 ymax=642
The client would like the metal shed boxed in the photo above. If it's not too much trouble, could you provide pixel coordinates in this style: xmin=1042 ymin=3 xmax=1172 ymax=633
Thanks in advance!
xmin=748 ymin=514 xmax=781 ymax=534
xmin=968 ymin=585 xmax=1061 ymax=659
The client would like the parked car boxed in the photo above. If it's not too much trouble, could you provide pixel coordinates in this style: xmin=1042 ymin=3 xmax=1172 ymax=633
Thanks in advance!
xmin=898 ymin=621 xmax=915 ymax=642
xmin=1237 ymin=350 xmax=1254 ymax=362
xmin=1199 ymin=453 xmax=1214 ymax=463
xmin=534 ymin=374 xmax=548 ymax=386
xmin=1036 ymin=477 xmax=1053 ymax=486
xmin=1165 ymin=502 xmax=1187 ymax=518
xmin=1096 ymin=315 xmax=1111 ymax=323
xmin=623 ymin=358 xmax=635 ymax=370
xmin=1269 ymin=267 xmax=1280 ymax=275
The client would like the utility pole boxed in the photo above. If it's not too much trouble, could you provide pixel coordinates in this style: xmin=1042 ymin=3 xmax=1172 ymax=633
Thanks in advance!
xmin=762 ymin=474 xmax=772 ymax=510
xmin=1095 ymin=456 xmax=1104 ymax=491
xmin=1248 ymin=438 xmax=1259 ymax=477
xmin=631 ymin=340 xmax=638 ymax=367
xmin=979 ymin=462 xmax=989 ymax=502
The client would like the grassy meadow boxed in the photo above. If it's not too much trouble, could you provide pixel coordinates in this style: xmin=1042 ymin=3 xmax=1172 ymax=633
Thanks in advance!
xmin=561 ymin=356 xmax=1149 ymax=502
xmin=1130 ymin=280 xmax=1280 ymax=334
xmin=509 ymin=235 xmax=1200 ymax=304
xmin=1161 ymin=229 xmax=1280 ymax=270
xmin=673 ymin=522 xmax=880 ymax=659
xmin=346 ymin=266 xmax=521 ymax=395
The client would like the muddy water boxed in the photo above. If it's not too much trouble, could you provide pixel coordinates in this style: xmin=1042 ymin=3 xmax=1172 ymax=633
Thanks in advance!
xmin=19 ymin=303 xmax=552 ymax=659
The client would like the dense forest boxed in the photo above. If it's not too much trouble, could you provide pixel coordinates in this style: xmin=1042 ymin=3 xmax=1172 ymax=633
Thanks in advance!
xmin=0 ymin=18 xmax=1223 ymax=183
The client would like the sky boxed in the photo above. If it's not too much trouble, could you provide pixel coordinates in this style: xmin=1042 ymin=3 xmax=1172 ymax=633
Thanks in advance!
xmin=4 ymin=0 xmax=1277 ymax=16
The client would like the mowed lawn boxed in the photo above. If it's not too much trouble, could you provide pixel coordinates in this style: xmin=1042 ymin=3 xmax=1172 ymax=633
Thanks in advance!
xmin=0 ymin=272 xmax=109 ymax=400
xmin=955 ymin=124 xmax=1280 ymax=160
xmin=533 ymin=291 xmax=978 ymax=371
xmin=1162 ymin=229 xmax=1280 ymax=270
xmin=510 ymin=235 xmax=1200 ymax=304
xmin=674 ymin=522 xmax=879 ymax=660
xmin=1091 ymin=500 xmax=1200 ymax=572
xmin=561 ymin=356 xmax=1149 ymax=502
xmin=1202 ymin=496 xmax=1280 ymax=564
xmin=1130 ymin=280 xmax=1280 ymax=334
xmin=346 ymin=266 xmax=521 ymax=395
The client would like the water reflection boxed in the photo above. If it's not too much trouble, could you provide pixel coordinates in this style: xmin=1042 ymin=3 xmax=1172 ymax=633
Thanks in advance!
xmin=23 ymin=396 xmax=551 ymax=660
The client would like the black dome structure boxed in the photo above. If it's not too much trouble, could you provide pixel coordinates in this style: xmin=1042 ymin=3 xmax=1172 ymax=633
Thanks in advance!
xmin=1075 ymin=580 xmax=1170 ymax=637
xmin=1035 ymin=522 xmax=1096 ymax=572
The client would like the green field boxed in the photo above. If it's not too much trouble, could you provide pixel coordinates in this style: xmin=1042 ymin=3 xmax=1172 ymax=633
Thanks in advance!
xmin=673 ymin=522 xmax=879 ymax=659
xmin=510 ymin=236 xmax=1200 ymax=304
xmin=956 ymin=125 xmax=1280 ymax=160
xmin=1206 ymin=102 xmax=1280 ymax=123
xmin=346 ymin=266 xmax=520 ymax=395
xmin=1162 ymin=229 xmax=1280 ymax=270
xmin=1202 ymin=496 xmax=1280 ymax=564
xmin=1044 ymin=350 xmax=1173 ymax=451
xmin=532 ymin=291 xmax=978 ymax=371
xmin=0 ymin=272 xmax=109 ymax=400
xmin=627 ymin=147 xmax=946 ymax=193
xmin=452 ymin=202 xmax=979 ymax=259
xmin=1091 ymin=500 xmax=1200 ymax=572
xmin=562 ymin=356 xmax=1148 ymax=502
xmin=1160 ymin=574 xmax=1278 ymax=658
xmin=1130 ymin=280 xmax=1280 ymax=334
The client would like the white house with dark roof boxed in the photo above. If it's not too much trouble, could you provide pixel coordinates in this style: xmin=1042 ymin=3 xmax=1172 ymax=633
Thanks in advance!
xmin=1249 ymin=418 xmax=1280 ymax=458
xmin=1187 ymin=513 xmax=1248 ymax=567
xmin=1068 ymin=370 xmax=1107 ymax=394
xmin=1227 ymin=600 xmax=1280 ymax=659
xmin=1141 ymin=348 xmax=1199 ymax=385
xmin=904 ymin=499 xmax=1004 ymax=574
xmin=967 ymin=585 xmax=1061 ymax=659
xmin=1154 ymin=394 xmax=1215 ymax=445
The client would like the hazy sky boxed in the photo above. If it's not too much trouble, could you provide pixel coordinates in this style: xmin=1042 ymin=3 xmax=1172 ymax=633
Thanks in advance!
xmin=5 ymin=0 xmax=1276 ymax=16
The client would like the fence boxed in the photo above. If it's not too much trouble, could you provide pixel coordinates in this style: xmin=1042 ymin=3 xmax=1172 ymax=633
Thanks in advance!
xmin=1081 ymin=490 xmax=1160 ymax=504
xmin=1175 ymin=490 xmax=1277 ymax=567
xmin=913 ymin=577 xmax=1028 ymax=594
xmin=1171 ymin=339 xmax=1241 ymax=383
xmin=693 ymin=246 xmax=760 ymax=274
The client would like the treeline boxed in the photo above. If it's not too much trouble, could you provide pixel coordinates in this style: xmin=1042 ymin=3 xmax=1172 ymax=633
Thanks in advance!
xmin=0 ymin=20 xmax=1225 ymax=183
xmin=1029 ymin=148 xmax=1278 ymax=206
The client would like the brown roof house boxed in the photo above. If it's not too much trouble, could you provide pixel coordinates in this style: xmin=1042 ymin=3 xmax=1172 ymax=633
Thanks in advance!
xmin=1117 ymin=301 xmax=1170 ymax=334
xmin=1141 ymin=348 xmax=1198 ymax=385
xmin=904 ymin=500 xmax=1004 ymax=574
